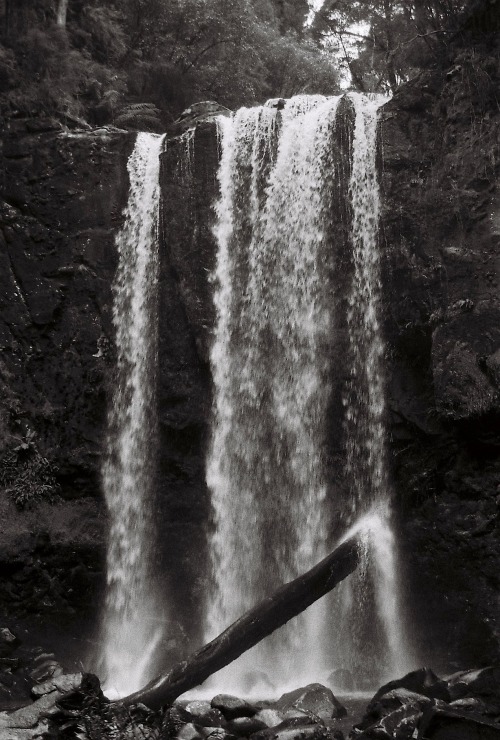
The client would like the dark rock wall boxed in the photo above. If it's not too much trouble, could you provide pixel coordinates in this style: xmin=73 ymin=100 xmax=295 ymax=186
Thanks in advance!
xmin=0 ymin=120 xmax=133 ymax=621
xmin=155 ymin=124 xmax=219 ymax=646
xmin=379 ymin=44 xmax=500 ymax=667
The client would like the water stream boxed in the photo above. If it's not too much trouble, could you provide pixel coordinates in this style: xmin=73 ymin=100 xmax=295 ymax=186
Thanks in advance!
xmin=206 ymin=94 xmax=413 ymax=693
xmin=98 ymin=132 xmax=166 ymax=698
xmin=97 ymin=97 xmax=414 ymax=697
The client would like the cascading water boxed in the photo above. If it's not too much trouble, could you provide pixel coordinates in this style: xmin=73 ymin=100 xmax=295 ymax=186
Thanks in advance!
xmin=207 ymin=95 xmax=340 ymax=689
xmin=206 ymin=93 xmax=413 ymax=693
xmin=98 ymin=132 xmax=166 ymax=698
xmin=331 ymin=93 xmax=412 ymax=687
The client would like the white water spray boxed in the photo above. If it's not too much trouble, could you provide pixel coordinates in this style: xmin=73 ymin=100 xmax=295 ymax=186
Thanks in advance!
xmin=99 ymin=132 xmax=166 ymax=698
xmin=206 ymin=97 xmax=345 ymax=690
xmin=331 ymin=93 xmax=412 ymax=686
xmin=206 ymin=93 xmax=413 ymax=693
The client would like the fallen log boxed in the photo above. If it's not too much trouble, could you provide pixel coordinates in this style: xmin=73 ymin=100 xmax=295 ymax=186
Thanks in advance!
xmin=119 ymin=536 xmax=360 ymax=710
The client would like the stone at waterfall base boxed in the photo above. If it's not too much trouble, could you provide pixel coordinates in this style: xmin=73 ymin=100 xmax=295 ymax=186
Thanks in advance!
xmin=419 ymin=706 xmax=500 ymax=740
xmin=211 ymin=694 xmax=259 ymax=719
xmin=351 ymin=666 xmax=500 ymax=740
xmin=166 ymin=685 xmax=347 ymax=740
xmin=5 ymin=665 xmax=500 ymax=740
xmin=274 ymin=683 xmax=347 ymax=720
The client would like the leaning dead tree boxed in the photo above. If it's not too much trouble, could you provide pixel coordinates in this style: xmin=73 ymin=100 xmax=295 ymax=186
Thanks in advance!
xmin=119 ymin=536 xmax=360 ymax=710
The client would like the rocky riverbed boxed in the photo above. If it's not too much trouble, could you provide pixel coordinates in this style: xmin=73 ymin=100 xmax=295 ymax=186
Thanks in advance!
xmin=1 ymin=627 xmax=500 ymax=740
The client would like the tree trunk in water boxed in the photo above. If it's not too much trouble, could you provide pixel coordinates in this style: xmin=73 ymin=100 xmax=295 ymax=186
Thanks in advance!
xmin=118 ymin=536 xmax=360 ymax=710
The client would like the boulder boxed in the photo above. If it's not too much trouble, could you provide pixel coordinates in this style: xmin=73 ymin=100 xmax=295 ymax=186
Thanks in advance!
xmin=274 ymin=684 xmax=346 ymax=720
xmin=418 ymin=705 xmax=500 ymax=740
xmin=275 ymin=717 xmax=318 ymax=729
xmin=370 ymin=669 xmax=450 ymax=704
xmin=226 ymin=716 xmax=268 ymax=736
xmin=184 ymin=700 xmax=226 ymax=727
xmin=353 ymin=703 xmax=423 ymax=740
xmin=450 ymin=696 xmax=500 ymax=719
xmin=0 ymin=629 xmax=19 ymax=658
xmin=28 ymin=658 xmax=63 ymax=684
xmin=355 ymin=689 xmax=435 ymax=734
xmin=211 ymin=694 xmax=258 ymax=720
xmin=164 ymin=704 xmax=196 ymax=736
xmin=0 ymin=691 xmax=62 ymax=730
xmin=169 ymin=101 xmax=232 ymax=136
xmin=446 ymin=667 xmax=500 ymax=701
xmin=177 ymin=722 xmax=205 ymax=740
xmin=31 ymin=671 xmax=83 ymax=698
xmin=198 ymin=728 xmax=234 ymax=740
xmin=185 ymin=700 xmax=212 ymax=716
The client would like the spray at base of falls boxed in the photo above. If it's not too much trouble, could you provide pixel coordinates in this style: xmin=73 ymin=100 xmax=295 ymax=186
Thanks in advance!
xmin=98 ymin=132 xmax=166 ymax=699
xmin=206 ymin=94 xmax=414 ymax=694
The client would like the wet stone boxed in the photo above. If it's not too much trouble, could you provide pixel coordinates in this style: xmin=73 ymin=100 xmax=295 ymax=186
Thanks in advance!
xmin=185 ymin=701 xmax=213 ymax=717
xmin=371 ymin=668 xmax=450 ymax=704
xmin=419 ymin=705 xmax=500 ymax=740
xmin=274 ymin=684 xmax=347 ymax=720
xmin=226 ymin=716 xmax=268 ymax=736
xmin=31 ymin=672 xmax=83 ymax=698
xmin=211 ymin=694 xmax=258 ymax=720
xmin=446 ymin=667 xmax=500 ymax=702
xmin=356 ymin=688 xmax=435 ymax=733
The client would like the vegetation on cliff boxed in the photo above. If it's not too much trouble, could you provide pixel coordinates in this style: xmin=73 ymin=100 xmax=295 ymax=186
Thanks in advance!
xmin=0 ymin=0 xmax=340 ymax=129
xmin=310 ymin=0 xmax=499 ymax=92
xmin=1 ymin=0 xmax=497 ymax=130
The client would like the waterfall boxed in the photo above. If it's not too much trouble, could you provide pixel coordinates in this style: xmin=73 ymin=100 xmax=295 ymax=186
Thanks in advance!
xmin=56 ymin=0 xmax=69 ymax=27
xmin=99 ymin=132 xmax=166 ymax=698
xmin=206 ymin=93 xmax=413 ymax=693
xmin=206 ymin=96 xmax=341 ymax=690
xmin=331 ymin=93 xmax=412 ymax=687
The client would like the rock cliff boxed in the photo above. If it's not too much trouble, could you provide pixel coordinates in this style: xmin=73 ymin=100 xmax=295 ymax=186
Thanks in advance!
xmin=379 ymin=40 xmax=500 ymax=667
xmin=0 ymin=121 xmax=133 ymax=625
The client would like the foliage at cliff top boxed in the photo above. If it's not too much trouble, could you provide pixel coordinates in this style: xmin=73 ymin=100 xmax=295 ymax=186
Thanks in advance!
xmin=309 ymin=0 xmax=499 ymax=93
xmin=0 ymin=0 xmax=497 ymax=129
xmin=0 ymin=0 xmax=341 ymax=129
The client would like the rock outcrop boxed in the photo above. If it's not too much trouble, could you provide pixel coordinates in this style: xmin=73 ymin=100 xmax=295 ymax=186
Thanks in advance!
xmin=0 ymin=121 xmax=133 ymax=621
xmin=379 ymin=38 xmax=500 ymax=666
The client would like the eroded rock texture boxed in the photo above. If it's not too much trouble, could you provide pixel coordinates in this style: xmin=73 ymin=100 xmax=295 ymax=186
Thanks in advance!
xmin=155 ymin=122 xmax=220 ymax=642
xmin=0 ymin=121 xmax=133 ymax=621
xmin=379 ymin=43 xmax=500 ymax=666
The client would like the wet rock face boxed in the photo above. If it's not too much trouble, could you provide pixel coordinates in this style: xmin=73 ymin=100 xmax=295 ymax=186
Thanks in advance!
xmin=0 ymin=122 xmax=134 ymax=617
xmin=0 ymin=125 xmax=133 ymax=495
xmin=155 ymin=121 xmax=219 ymax=643
xmin=379 ymin=43 xmax=500 ymax=666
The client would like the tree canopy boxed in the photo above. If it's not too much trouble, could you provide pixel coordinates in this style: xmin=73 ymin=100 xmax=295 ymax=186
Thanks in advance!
xmin=0 ymin=0 xmax=340 ymax=127
xmin=0 ymin=0 xmax=492 ymax=126
xmin=308 ymin=0 xmax=470 ymax=92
